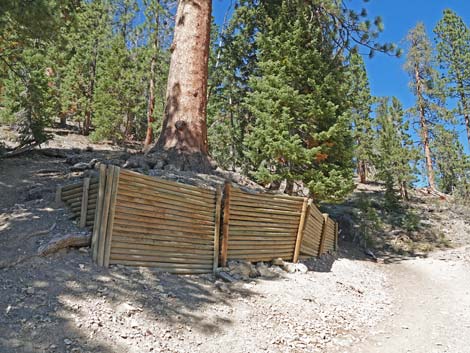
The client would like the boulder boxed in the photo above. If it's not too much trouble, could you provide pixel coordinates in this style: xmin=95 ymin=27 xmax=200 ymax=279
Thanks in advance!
xmin=228 ymin=260 xmax=259 ymax=280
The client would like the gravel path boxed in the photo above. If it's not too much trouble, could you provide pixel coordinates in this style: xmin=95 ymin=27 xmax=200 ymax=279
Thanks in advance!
xmin=350 ymin=248 xmax=470 ymax=353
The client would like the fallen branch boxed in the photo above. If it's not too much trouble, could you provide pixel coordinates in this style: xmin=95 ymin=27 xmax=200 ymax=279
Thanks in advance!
xmin=37 ymin=232 xmax=91 ymax=256
xmin=1 ymin=142 xmax=40 ymax=159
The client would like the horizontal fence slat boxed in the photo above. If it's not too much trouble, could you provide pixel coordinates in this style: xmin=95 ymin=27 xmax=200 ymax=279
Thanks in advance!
xmin=230 ymin=197 xmax=302 ymax=212
xmin=116 ymin=193 xmax=214 ymax=220
xmin=113 ymin=218 xmax=214 ymax=237
xmin=228 ymin=220 xmax=299 ymax=230
xmin=113 ymin=223 xmax=213 ymax=239
xmin=110 ymin=248 xmax=213 ymax=262
xmin=229 ymin=205 xmax=302 ymax=217
xmin=230 ymin=187 xmax=304 ymax=203
xmin=117 ymin=187 xmax=215 ymax=214
xmin=108 ymin=260 xmax=211 ymax=273
xmin=113 ymin=213 xmax=214 ymax=233
xmin=114 ymin=204 xmax=215 ymax=227
xmin=112 ymin=237 xmax=213 ymax=251
xmin=119 ymin=171 xmax=215 ymax=200
xmin=112 ymin=229 xmax=215 ymax=245
xmin=120 ymin=169 xmax=215 ymax=193
xmin=110 ymin=253 xmax=212 ymax=266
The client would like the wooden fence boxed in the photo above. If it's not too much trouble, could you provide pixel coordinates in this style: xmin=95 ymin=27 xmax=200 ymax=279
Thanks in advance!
xmin=58 ymin=166 xmax=338 ymax=274
xmin=220 ymin=184 xmax=307 ymax=265
xmin=91 ymin=165 xmax=222 ymax=274
xmin=57 ymin=177 xmax=99 ymax=229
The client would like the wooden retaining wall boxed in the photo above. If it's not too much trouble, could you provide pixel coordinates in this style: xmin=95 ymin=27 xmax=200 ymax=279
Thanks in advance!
xmin=299 ymin=203 xmax=325 ymax=257
xmin=91 ymin=166 xmax=222 ymax=274
xmin=58 ymin=177 xmax=99 ymax=229
xmin=220 ymin=184 xmax=308 ymax=265
xmin=59 ymin=166 xmax=339 ymax=274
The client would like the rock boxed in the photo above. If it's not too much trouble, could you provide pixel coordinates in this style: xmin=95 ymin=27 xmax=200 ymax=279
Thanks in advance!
xmin=214 ymin=281 xmax=230 ymax=294
xmin=272 ymin=258 xmax=285 ymax=266
xmin=123 ymin=155 xmax=149 ymax=169
xmin=26 ymin=287 xmax=35 ymax=295
xmin=282 ymin=262 xmax=296 ymax=273
xmin=116 ymin=302 xmax=141 ymax=317
xmin=64 ymin=338 xmax=72 ymax=345
xmin=88 ymin=158 xmax=99 ymax=168
xmin=66 ymin=155 xmax=81 ymax=165
xmin=71 ymin=162 xmax=90 ymax=171
xmin=215 ymin=271 xmax=236 ymax=283
xmin=228 ymin=260 xmax=259 ymax=279
xmin=295 ymin=263 xmax=308 ymax=274
xmin=256 ymin=262 xmax=278 ymax=278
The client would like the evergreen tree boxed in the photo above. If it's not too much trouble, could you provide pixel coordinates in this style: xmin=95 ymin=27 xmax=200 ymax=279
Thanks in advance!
xmin=373 ymin=97 xmax=417 ymax=202
xmin=432 ymin=125 xmax=470 ymax=197
xmin=405 ymin=22 xmax=446 ymax=191
xmin=61 ymin=0 xmax=109 ymax=135
xmin=347 ymin=53 xmax=373 ymax=184
xmin=243 ymin=1 xmax=354 ymax=200
xmin=434 ymin=9 xmax=470 ymax=148
xmin=0 ymin=0 xmax=71 ymax=146
xmin=207 ymin=0 xmax=262 ymax=170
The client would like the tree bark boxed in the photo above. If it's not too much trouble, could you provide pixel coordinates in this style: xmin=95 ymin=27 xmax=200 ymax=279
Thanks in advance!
xmin=358 ymin=160 xmax=367 ymax=184
xmin=143 ymin=2 xmax=160 ymax=152
xmin=415 ymin=64 xmax=436 ymax=190
xmin=83 ymin=39 xmax=98 ymax=136
xmin=459 ymin=90 xmax=470 ymax=149
xmin=151 ymin=0 xmax=212 ymax=172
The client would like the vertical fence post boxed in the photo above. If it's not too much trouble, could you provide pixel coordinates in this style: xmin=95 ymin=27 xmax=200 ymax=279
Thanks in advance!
xmin=334 ymin=222 xmax=339 ymax=251
xmin=55 ymin=186 xmax=62 ymax=205
xmin=103 ymin=166 xmax=120 ymax=267
xmin=293 ymin=198 xmax=309 ymax=263
xmin=221 ymin=182 xmax=231 ymax=267
xmin=213 ymin=186 xmax=223 ymax=272
xmin=79 ymin=178 xmax=90 ymax=228
xmin=97 ymin=166 xmax=114 ymax=266
xmin=317 ymin=214 xmax=329 ymax=256
xmin=92 ymin=164 xmax=107 ymax=262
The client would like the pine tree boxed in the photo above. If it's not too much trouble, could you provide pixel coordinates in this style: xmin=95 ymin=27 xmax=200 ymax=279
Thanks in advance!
xmin=61 ymin=0 xmax=109 ymax=135
xmin=373 ymin=97 xmax=417 ymax=202
xmin=432 ymin=125 xmax=470 ymax=197
xmin=207 ymin=0 xmax=262 ymax=170
xmin=405 ymin=22 xmax=446 ymax=191
xmin=434 ymin=9 xmax=470 ymax=148
xmin=347 ymin=53 xmax=373 ymax=184
xmin=243 ymin=1 xmax=354 ymax=200
xmin=0 ymin=0 xmax=69 ymax=146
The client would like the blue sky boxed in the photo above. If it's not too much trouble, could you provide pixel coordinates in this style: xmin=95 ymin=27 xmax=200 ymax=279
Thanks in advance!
xmin=212 ymin=0 xmax=470 ymax=154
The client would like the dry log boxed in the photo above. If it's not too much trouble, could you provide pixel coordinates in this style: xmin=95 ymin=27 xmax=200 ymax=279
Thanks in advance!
xmin=37 ymin=233 xmax=91 ymax=256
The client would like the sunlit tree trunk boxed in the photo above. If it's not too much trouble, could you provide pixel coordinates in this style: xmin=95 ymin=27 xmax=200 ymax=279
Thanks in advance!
xmin=152 ymin=0 xmax=212 ymax=171
xmin=143 ymin=1 xmax=160 ymax=152
xmin=415 ymin=64 xmax=436 ymax=190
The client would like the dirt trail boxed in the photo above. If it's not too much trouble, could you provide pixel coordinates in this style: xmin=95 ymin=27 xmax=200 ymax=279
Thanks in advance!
xmin=350 ymin=249 xmax=470 ymax=353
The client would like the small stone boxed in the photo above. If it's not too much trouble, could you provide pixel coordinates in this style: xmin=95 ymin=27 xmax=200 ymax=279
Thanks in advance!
xmin=26 ymin=287 xmax=35 ymax=295
xmin=272 ymin=258 xmax=285 ymax=266
xmin=282 ymin=263 xmax=296 ymax=273
xmin=64 ymin=338 xmax=72 ymax=345
xmin=295 ymin=263 xmax=308 ymax=274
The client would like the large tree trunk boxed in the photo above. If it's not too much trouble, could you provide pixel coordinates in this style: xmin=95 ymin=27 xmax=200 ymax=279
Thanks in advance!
xmin=459 ymin=91 xmax=470 ymax=149
xmin=143 ymin=4 xmax=160 ymax=152
xmin=150 ymin=0 xmax=213 ymax=172
xmin=83 ymin=39 xmax=98 ymax=136
xmin=415 ymin=65 xmax=436 ymax=190
xmin=358 ymin=159 xmax=367 ymax=184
